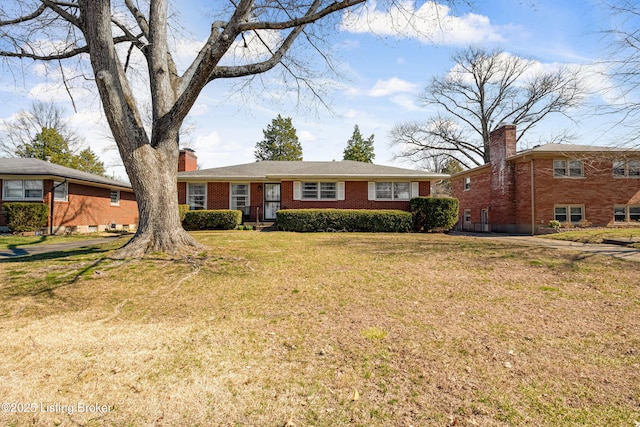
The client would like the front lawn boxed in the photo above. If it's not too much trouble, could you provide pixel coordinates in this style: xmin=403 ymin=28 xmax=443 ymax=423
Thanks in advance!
xmin=0 ymin=232 xmax=638 ymax=426
xmin=0 ymin=233 xmax=124 ymax=251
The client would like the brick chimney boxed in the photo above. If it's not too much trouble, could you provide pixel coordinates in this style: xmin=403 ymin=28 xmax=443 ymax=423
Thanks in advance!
xmin=489 ymin=124 xmax=517 ymax=230
xmin=178 ymin=148 xmax=197 ymax=172
xmin=489 ymin=123 xmax=517 ymax=165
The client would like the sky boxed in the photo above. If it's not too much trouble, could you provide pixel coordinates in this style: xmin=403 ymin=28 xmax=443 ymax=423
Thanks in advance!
xmin=0 ymin=0 xmax=627 ymax=180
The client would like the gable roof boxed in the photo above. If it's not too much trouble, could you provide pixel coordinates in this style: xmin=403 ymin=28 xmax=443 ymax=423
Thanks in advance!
xmin=0 ymin=157 xmax=132 ymax=190
xmin=177 ymin=160 xmax=448 ymax=181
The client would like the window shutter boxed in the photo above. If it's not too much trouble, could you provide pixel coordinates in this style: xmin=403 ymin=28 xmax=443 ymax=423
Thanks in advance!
xmin=293 ymin=181 xmax=301 ymax=200
xmin=337 ymin=182 xmax=345 ymax=200
xmin=411 ymin=182 xmax=419 ymax=198
xmin=368 ymin=182 xmax=376 ymax=201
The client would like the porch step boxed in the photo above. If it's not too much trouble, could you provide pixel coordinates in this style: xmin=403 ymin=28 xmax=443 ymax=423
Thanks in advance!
xmin=246 ymin=222 xmax=277 ymax=231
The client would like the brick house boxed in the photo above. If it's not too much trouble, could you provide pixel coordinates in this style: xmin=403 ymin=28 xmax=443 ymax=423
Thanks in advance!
xmin=0 ymin=158 xmax=138 ymax=234
xmin=451 ymin=124 xmax=640 ymax=234
xmin=177 ymin=149 xmax=447 ymax=222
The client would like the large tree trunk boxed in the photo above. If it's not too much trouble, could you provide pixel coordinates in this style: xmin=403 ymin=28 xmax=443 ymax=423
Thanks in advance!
xmin=112 ymin=143 xmax=204 ymax=259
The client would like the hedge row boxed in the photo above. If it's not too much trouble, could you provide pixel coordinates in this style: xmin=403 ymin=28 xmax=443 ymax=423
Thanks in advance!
xmin=3 ymin=202 xmax=49 ymax=232
xmin=182 ymin=210 xmax=242 ymax=230
xmin=410 ymin=197 xmax=459 ymax=232
xmin=276 ymin=209 xmax=414 ymax=233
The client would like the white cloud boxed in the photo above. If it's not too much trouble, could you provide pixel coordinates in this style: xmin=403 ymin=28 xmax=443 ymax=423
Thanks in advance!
xmin=340 ymin=1 xmax=508 ymax=46
xmin=367 ymin=77 xmax=417 ymax=97
xmin=299 ymin=130 xmax=317 ymax=142
xmin=390 ymin=94 xmax=421 ymax=111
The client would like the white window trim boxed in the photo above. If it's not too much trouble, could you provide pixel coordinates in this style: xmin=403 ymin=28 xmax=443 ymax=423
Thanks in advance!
xmin=229 ymin=183 xmax=250 ymax=213
xmin=187 ymin=183 xmax=207 ymax=210
xmin=368 ymin=181 xmax=413 ymax=201
xmin=553 ymin=159 xmax=584 ymax=178
xmin=2 ymin=179 xmax=44 ymax=201
xmin=463 ymin=177 xmax=471 ymax=191
xmin=463 ymin=209 xmax=471 ymax=223
xmin=613 ymin=159 xmax=640 ymax=178
xmin=53 ymin=181 xmax=68 ymax=202
xmin=110 ymin=189 xmax=121 ymax=206
xmin=294 ymin=181 xmax=342 ymax=201
xmin=614 ymin=204 xmax=640 ymax=223
xmin=554 ymin=204 xmax=585 ymax=223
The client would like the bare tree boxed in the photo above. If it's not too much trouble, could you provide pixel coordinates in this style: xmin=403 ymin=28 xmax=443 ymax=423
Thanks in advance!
xmin=391 ymin=47 xmax=586 ymax=169
xmin=0 ymin=101 xmax=83 ymax=157
xmin=0 ymin=0 xmax=378 ymax=257
xmin=600 ymin=0 xmax=640 ymax=145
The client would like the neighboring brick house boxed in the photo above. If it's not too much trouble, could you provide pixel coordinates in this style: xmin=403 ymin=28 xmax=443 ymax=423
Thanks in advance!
xmin=177 ymin=149 xmax=447 ymax=222
xmin=451 ymin=124 xmax=640 ymax=234
xmin=0 ymin=158 xmax=138 ymax=234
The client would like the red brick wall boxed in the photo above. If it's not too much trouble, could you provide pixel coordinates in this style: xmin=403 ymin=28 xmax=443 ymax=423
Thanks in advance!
xmin=452 ymin=168 xmax=492 ymax=231
xmin=0 ymin=179 xmax=138 ymax=231
xmin=177 ymin=180 xmax=432 ymax=221
xmin=453 ymin=156 xmax=640 ymax=234
xmin=46 ymin=181 xmax=138 ymax=230
xmin=525 ymin=158 xmax=640 ymax=229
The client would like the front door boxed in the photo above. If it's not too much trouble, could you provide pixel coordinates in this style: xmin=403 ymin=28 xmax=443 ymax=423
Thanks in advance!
xmin=481 ymin=209 xmax=489 ymax=232
xmin=264 ymin=183 xmax=281 ymax=221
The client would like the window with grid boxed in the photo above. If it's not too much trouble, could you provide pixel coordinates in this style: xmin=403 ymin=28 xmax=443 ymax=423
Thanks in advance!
xmin=2 ymin=179 xmax=43 ymax=200
xmin=375 ymin=182 xmax=410 ymax=200
xmin=613 ymin=159 xmax=640 ymax=177
xmin=187 ymin=183 xmax=206 ymax=210
xmin=614 ymin=205 xmax=640 ymax=223
xmin=554 ymin=159 xmax=583 ymax=177
xmin=231 ymin=184 xmax=249 ymax=212
xmin=554 ymin=205 xmax=584 ymax=223
xmin=302 ymin=182 xmax=337 ymax=200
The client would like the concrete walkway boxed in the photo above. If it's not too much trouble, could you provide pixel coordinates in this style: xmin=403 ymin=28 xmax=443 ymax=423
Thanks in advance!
xmin=0 ymin=235 xmax=123 ymax=259
xmin=450 ymin=231 xmax=640 ymax=263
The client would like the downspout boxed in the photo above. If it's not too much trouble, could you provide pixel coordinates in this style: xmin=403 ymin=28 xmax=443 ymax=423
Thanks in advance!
xmin=49 ymin=179 xmax=67 ymax=235
xmin=530 ymin=159 xmax=535 ymax=236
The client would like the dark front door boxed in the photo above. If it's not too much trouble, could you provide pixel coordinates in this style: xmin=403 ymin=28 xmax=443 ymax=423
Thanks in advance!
xmin=264 ymin=183 xmax=281 ymax=221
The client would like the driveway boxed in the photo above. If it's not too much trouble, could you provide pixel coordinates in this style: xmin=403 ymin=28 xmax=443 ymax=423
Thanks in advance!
xmin=0 ymin=235 xmax=124 ymax=259
xmin=450 ymin=231 xmax=640 ymax=263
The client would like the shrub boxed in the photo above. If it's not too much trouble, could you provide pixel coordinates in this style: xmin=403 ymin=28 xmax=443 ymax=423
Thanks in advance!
xmin=410 ymin=197 xmax=459 ymax=232
xmin=276 ymin=209 xmax=413 ymax=233
xmin=3 ymin=202 xmax=49 ymax=233
xmin=178 ymin=204 xmax=190 ymax=222
xmin=548 ymin=220 xmax=562 ymax=229
xmin=182 ymin=210 xmax=242 ymax=230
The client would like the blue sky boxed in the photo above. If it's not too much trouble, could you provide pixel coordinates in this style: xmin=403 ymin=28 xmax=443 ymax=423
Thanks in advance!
xmin=0 ymin=0 xmax=623 ymax=179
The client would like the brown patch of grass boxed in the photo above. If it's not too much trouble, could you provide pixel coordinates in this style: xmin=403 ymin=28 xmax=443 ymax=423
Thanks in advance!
xmin=0 ymin=232 xmax=639 ymax=426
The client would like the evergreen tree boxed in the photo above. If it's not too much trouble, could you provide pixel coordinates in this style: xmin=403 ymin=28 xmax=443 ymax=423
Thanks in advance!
xmin=254 ymin=115 xmax=303 ymax=161
xmin=70 ymin=148 xmax=107 ymax=176
xmin=17 ymin=127 xmax=107 ymax=176
xmin=343 ymin=125 xmax=375 ymax=163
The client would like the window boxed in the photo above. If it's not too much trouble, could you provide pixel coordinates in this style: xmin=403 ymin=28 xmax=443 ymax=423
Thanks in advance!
xmin=110 ymin=190 xmax=120 ymax=206
xmin=614 ymin=205 xmax=640 ymax=223
xmin=53 ymin=181 xmax=68 ymax=202
xmin=613 ymin=159 xmax=640 ymax=177
xmin=187 ymin=183 xmax=206 ymax=210
xmin=230 ymin=184 xmax=249 ymax=213
xmin=463 ymin=209 xmax=471 ymax=223
xmin=554 ymin=205 xmax=584 ymax=223
xmin=302 ymin=182 xmax=337 ymax=200
xmin=2 ymin=179 xmax=43 ymax=200
xmin=463 ymin=177 xmax=471 ymax=191
xmin=554 ymin=159 xmax=583 ymax=177
xmin=375 ymin=182 xmax=411 ymax=200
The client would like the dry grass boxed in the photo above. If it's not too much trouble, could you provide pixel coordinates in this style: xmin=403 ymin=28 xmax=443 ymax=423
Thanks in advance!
xmin=0 ymin=231 xmax=639 ymax=426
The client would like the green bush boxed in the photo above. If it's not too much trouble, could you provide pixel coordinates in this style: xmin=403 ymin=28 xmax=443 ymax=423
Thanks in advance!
xmin=3 ymin=202 xmax=49 ymax=233
xmin=182 ymin=210 xmax=242 ymax=230
xmin=276 ymin=209 xmax=413 ymax=233
xmin=410 ymin=197 xmax=459 ymax=232
xmin=178 ymin=204 xmax=190 ymax=222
